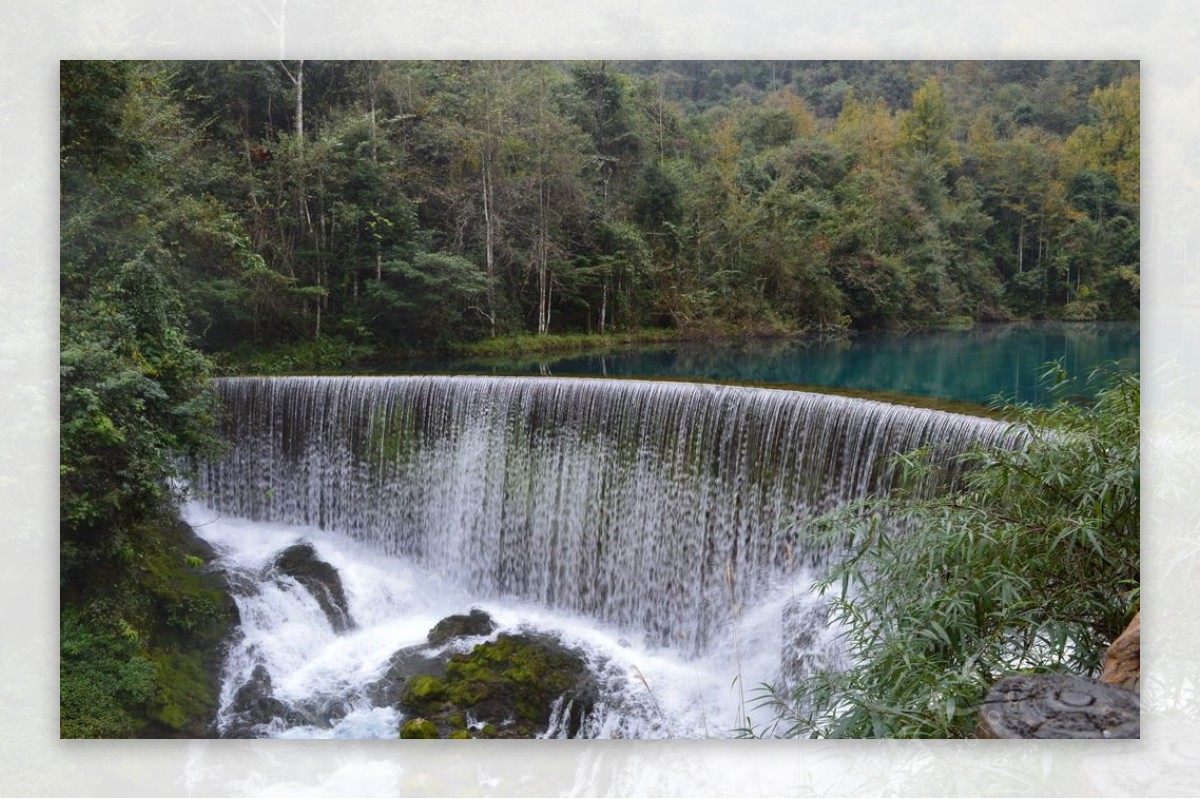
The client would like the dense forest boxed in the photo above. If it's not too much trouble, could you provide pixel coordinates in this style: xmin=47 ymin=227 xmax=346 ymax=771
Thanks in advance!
xmin=67 ymin=60 xmax=1138 ymax=366
xmin=59 ymin=60 xmax=1139 ymax=737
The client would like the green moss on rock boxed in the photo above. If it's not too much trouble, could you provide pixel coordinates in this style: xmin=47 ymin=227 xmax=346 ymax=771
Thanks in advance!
xmin=60 ymin=514 xmax=238 ymax=738
xmin=396 ymin=631 xmax=595 ymax=739
xmin=400 ymin=717 xmax=439 ymax=739
xmin=403 ymin=675 xmax=447 ymax=704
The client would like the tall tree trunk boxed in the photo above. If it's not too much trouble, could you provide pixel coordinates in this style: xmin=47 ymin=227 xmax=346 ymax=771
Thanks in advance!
xmin=367 ymin=63 xmax=382 ymax=285
xmin=657 ymin=78 xmax=666 ymax=162
xmin=279 ymin=59 xmax=305 ymax=151
xmin=314 ymin=289 xmax=321 ymax=340
xmin=536 ymin=70 xmax=549 ymax=336
xmin=480 ymin=66 xmax=498 ymax=337
xmin=481 ymin=153 xmax=496 ymax=337
xmin=296 ymin=60 xmax=303 ymax=148
xmin=537 ymin=231 xmax=549 ymax=335
xmin=1017 ymin=219 xmax=1025 ymax=274
xmin=366 ymin=61 xmax=379 ymax=164
xmin=600 ymin=281 xmax=607 ymax=334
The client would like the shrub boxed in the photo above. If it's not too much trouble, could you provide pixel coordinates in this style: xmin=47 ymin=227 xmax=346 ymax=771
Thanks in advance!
xmin=60 ymin=611 xmax=156 ymax=738
xmin=756 ymin=366 xmax=1139 ymax=738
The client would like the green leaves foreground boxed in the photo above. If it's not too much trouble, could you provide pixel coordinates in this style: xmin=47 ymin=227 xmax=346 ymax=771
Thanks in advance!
xmin=757 ymin=368 xmax=1139 ymax=738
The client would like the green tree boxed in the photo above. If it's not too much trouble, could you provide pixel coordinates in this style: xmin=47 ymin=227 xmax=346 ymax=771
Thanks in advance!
xmin=61 ymin=62 xmax=220 ymax=556
xmin=567 ymin=61 xmax=643 ymax=207
xmin=980 ymin=128 xmax=1069 ymax=314
xmin=899 ymin=75 xmax=958 ymax=168
xmin=940 ymin=177 xmax=1004 ymax=319
xmin=1057 ymin=169 xmax=1139 ymax=319
xmin=364 ymin=252 xmax=487 ymax=347
xmin=831 ymin=90 xmax=897 ymax=172
xmin=631 ymin=160 xmax=683 ymax=244
xmin=1066 ymin=76 xmax=1139 ymax=207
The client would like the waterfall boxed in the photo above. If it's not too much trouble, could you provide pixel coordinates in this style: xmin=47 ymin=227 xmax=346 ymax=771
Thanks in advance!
xmin=196 ymin=376 xmax=1018 ymax=652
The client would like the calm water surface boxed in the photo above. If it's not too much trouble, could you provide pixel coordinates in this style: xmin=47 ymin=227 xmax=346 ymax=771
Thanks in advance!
xmin=405 ymin=322 xmax=1138 ymax=407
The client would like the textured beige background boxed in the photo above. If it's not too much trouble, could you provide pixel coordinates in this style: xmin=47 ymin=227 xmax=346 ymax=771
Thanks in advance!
xmin=4 ymin=0 xmax=1196 ymax=794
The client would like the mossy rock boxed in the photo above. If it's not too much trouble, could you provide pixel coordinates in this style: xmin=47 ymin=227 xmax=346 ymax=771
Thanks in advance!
xmin=427 ymin=608 xmax=496 ymax=646
xmin=403 ymin=674 xmax=448 ymax=704
xmin=400 ymin=717 xmax=439 ymax=739
xmin=367 ymin=609 xmax=496 ymax=710
xmin=61 ymin=513 xmax=240 ymax=739
xmin=364 ymin=644 xmax=445 ymax=709
xmin=141 ymin=519 xmax=240 ymax=737
xmin=397 ymin=632 xmax=596 ymax=739
xmin=147 ymin=647 xmax=222 ymax=735
xmin=443 ymin=634 xmax=585 ymax=718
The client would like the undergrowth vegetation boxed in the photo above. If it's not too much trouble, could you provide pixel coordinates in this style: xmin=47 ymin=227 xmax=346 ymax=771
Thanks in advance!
xmin=754 ymin=366 xmax=1139 ymax=738
xmin=60 ymin=61 xmax=238 ymax=737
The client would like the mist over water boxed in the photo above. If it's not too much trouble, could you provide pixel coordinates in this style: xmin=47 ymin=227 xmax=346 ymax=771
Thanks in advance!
xmin=193 ymin=376 xmax=1020 ymax=738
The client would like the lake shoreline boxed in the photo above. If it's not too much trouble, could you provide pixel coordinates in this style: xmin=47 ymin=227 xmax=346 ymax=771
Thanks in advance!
xmin=213 ymin=321 xmax=1137 ymax=415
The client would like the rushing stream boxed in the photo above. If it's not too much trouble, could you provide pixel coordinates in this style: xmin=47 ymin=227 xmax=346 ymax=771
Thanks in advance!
xmin=191 ymin=375 xmax=1021 ymax=738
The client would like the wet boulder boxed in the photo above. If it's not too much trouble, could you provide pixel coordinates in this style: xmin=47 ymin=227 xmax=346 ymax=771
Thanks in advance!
xmin=427 ymin=608 xmax=497 ymax=646
xmin=399 ymin=717 xmax=439 ymax=739
xmin=273 ymin=543 xmax=355 ymax=633
xmin=367 ymin=609 xmax=498 ymax=707
xmin=397 ymin=632 xmax=598 ymax=739
xmin=225 ymin=665 xmax=292 ymax=738
xmin=365 ymin=644 xmax=446 ymax=708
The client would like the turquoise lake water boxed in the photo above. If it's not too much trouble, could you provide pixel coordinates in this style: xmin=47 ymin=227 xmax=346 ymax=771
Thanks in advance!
xmin=405 ymin=321 xmax=1139 ymax=407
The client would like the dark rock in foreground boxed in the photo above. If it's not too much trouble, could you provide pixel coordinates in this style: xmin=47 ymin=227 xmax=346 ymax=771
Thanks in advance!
xmin=427 ymin=608 xmax=497 ymax=646
xmin=273 ymin=543 xmax=355 ymax=632
xmin=224 ymin=663 xmax=355 ymax=737
xmin=225 ymin=665 xmax=292 ymax=738
xmin=976 ymin=674 xmax=1140 ymax=739
xmin=396 ymin=629 xmax=597 ymax=739
xmin=365 ymin=644 xmax=447 ymax=709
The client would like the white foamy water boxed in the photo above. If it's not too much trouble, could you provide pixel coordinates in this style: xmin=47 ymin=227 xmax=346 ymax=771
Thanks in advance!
xmin=185 ymin=503 xmax=836 ymax=739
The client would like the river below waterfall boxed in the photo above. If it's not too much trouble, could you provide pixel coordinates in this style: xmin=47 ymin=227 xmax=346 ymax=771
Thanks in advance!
xmin=185 ymin=503 xmax=834 ymax=739
xmin=192 ymin=375 xmax=1021 ymax=738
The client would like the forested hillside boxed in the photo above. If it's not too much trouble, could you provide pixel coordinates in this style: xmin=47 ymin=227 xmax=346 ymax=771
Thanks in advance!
xmin=71 ymin=60 xmax=1139 ymax=366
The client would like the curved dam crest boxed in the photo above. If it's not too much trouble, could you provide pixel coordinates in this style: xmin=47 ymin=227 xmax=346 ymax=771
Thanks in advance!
xmin=197 ymin=375 xmax=1019 ymax=650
